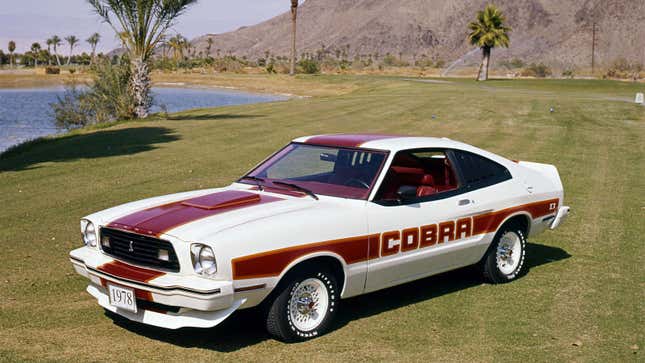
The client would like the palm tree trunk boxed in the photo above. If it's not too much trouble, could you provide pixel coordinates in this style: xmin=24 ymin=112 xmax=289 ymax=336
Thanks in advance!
xmin=9 ymin=53 xmax=13 ymax=68
xmin=67 ymin=47 xmax=72 ymax=66
xmin=477 ymin=47 xmax=491 ymax=81
xmin=130 ymin=58 xmax=152 ymax=118
xmin=290 ymin=4 xmax=298 ymax=76
xmin=54 ymin=47 xmax=61 ymax=66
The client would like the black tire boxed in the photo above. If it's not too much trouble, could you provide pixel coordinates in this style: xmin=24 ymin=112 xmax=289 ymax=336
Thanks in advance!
xmin=265 ymin=268 xmax=339 ymax=342
xmin=480 ymin=223 xmax=527 ymax=284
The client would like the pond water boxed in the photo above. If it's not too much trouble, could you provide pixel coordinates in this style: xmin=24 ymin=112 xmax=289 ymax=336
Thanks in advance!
xmin=0 ymin=87 xmax=287 ymax=152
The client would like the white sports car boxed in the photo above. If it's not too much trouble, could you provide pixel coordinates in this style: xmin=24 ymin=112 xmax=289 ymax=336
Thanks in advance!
xmin=70 ymin=134 xmax=569 ymax=341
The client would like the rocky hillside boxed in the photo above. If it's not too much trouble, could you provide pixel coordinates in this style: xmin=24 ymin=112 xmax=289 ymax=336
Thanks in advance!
xmin=191 ymin=0 xmax=644 ymax=69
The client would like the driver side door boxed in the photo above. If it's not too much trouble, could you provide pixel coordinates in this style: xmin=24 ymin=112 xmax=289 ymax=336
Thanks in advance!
xmin=364 ymin=149 xmax=484 ymax=292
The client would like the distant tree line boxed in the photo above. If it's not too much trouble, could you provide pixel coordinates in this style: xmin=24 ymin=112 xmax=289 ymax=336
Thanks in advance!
xmin=0 ymin=33 xmax=103 ymax=68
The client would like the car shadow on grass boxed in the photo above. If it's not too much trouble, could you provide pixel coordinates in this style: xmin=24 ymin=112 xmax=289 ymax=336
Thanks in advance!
xmin=108 ymin=242 xmax=570 ymax=352
xmin=0 ymin=127 xmax=180 ymax=172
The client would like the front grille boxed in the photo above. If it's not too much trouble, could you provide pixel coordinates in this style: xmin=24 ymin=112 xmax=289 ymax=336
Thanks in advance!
xmin=100 ymin=227 xmax=180 ymax=272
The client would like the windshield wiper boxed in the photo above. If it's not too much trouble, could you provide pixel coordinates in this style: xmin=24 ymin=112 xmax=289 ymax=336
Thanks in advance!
xmin=240 ymin=175 xmax=265 ymax=191
xmin=273 ymin=181 xmax=319 ymax=200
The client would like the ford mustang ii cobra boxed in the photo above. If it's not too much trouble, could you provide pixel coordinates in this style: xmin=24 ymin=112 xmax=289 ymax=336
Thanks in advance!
xmin=70 ymin=134 xmax=569 ymax=341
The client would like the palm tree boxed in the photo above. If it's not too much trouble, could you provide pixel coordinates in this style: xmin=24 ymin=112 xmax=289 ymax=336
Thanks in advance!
xmin=289 ymin=0 xmax=299 ymax=75
xmin=167 ymin=34 xmax=187 ymax=66
xmin=206 ymin=37 xmax=213 ymax=58
xmin=65 ymin=35 xmax=79 ymax=65
xmin=46 ymin=38 xmax=54 ymax=65
xmin=86 ymin=33 xmax=101 ymax=65
xmin=8 ymin=41 xmax=16 ymax=68
xmin=467 ymin=4 xmax=511 ymax=81
xmin=51 ymin=35 xmax=62 ymax=66
xmin=87 ymin=0 xmax=198 ymax=118
xmin=31 ymin=43 xmax=42 ymax=67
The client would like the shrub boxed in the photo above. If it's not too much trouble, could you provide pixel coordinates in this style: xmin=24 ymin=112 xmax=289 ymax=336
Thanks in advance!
xmin=500 ymin=58 xmax=525 ymax=69
xmin=51 ymin=85 xmax=91 ymax=129
xmin=45 ymin=66 xmax=60 ymax=74
xmin=605 ymin=58 xmax=643 ymax=79
xmin=562 ymin=69 xmax=575 ymax=78
xmin=298 ymin=59 xmax=320 ymax=74
xmin=51 ymin=60 xmax=136 ymax=129
xmin=521 ymin=63 xmax=552 ymax=78
xmin=266 ymin=62 xmax=276 ymax=74
xmin=68 ymin=68 xmax=76 ymax=74
xmin=382 ymin=54 xmax=397 ymax=66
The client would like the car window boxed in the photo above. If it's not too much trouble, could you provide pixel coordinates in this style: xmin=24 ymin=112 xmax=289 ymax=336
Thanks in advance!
xmin=452 ymin=150 xmax=511 ymax=189
xmin=244 ymin=143 xmax=387 ymax=200
xmin=266 ymin=146 xmax=336 ymax=179
xmin=374 ymin=149 xmax=460 ymax=204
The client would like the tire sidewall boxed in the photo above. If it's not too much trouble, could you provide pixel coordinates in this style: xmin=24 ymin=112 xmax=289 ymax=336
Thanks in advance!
xmin=282 ymin=270 xmax=338 ymax=340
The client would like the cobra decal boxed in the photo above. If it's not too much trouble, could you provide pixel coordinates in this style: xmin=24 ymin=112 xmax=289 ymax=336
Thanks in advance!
xmin=232 ymin=198 xmax=559 ymax=280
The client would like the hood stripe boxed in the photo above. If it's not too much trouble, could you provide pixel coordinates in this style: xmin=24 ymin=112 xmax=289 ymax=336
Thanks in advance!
xmin=107 ymin=191 xmax=282 ymax=237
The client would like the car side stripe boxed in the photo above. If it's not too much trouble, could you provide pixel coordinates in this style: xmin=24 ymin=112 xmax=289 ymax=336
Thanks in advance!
xmin=232 ymin=234 xmax=379 ymax=280
xmin=231 ymin=199 xmax=558 ymax=280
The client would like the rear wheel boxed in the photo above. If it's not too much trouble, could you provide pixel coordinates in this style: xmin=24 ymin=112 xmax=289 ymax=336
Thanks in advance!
xmin=481 ymin=224 xmax=527 ymax=283
xmin=265 ymin=268 xmax=338 ymax=342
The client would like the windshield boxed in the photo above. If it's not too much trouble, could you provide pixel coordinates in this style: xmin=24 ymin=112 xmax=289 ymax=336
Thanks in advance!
xmin=241 ymin=143 xmax=388 ymax=200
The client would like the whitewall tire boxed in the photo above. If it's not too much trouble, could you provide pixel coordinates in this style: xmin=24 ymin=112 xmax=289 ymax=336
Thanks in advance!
xmin=266 ymin=268 xmax=338 ymax=342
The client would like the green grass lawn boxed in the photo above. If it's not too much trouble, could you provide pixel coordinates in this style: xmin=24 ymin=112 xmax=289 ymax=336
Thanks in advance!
xmin=0 ymin=76 xmax=643 ymax=362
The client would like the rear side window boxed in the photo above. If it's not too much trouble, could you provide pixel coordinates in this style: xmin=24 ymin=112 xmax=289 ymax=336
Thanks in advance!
xmin=453 ymin=150 xmax=511 ymax=189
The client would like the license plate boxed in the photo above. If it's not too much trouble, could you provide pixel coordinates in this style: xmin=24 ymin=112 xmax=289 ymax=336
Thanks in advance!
xmin=107 ymin=284 xmax=137 ymax=313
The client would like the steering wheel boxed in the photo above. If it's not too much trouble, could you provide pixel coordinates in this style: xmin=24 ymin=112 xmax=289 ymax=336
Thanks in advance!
xmin=344 ymin=178 xmax=370 ymax=189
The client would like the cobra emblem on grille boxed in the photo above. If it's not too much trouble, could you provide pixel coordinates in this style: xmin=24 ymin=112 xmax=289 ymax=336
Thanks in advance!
xmin=128 ymin=240 xmax=134 ymax=252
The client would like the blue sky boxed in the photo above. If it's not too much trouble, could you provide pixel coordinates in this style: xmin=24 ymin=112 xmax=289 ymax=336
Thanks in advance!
xmin=0 ymin=0 xmax=288 ymax=53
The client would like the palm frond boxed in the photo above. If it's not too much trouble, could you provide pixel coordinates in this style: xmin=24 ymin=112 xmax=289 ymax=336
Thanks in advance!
xmin=467 ymin=4 xmax=511 ymax=49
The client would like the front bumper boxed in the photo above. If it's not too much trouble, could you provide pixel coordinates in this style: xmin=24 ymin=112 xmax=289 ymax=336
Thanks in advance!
xmin=70 ymin=246 xmax=244 ymax=329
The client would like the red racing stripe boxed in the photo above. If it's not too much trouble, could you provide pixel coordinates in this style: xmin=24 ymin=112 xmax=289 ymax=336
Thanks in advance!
xmin=231 ymin=199 xmax=558 ymax=280
xmin=472 ymin=198 xmax=558 ymax=235
xmin=107 ymin=191 xmax=282 ymax=237
xmin=304 ymin=134 xmax=402 ymax=148
xmin=232 ymin=235 xmax=376 ymax=280
xmin=98 ymin=260 xmax=165 ymax=283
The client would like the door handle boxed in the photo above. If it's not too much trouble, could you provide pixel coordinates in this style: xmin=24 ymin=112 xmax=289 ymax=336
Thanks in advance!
xmin=458 ymin=199 xmax=472 ymax=206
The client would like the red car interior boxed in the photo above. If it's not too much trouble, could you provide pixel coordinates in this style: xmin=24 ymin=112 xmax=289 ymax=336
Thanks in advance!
xmin=377 ymin=152 xmax=459 ymax=200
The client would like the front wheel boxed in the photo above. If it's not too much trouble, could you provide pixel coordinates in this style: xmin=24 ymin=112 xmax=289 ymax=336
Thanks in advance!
xmin=481 ymin=225 xmax=527 ymax=283
xmin=265 ymin=269 xmax=338 ymax=342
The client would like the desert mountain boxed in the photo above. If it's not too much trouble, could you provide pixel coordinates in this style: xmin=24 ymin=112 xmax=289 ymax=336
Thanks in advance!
xmin=191 ymin=0 xmax=645 ymax=69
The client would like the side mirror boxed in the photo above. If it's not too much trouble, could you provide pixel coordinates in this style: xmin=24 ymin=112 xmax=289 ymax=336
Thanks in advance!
xmin=320 ymin=153 xmax=337 ymax=162
xmin=396 ymin=186 xmax=417 ymax=202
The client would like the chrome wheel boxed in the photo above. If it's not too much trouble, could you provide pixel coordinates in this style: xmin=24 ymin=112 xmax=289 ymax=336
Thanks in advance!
xmin=288 ymin=278 xmax=329 ymax=332
xmin=496 ymin=231 xmax=522 ymax=275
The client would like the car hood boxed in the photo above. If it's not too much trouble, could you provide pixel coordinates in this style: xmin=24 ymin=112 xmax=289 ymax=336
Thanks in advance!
xmin=88 ymin=186 xmax=316 ymax=242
